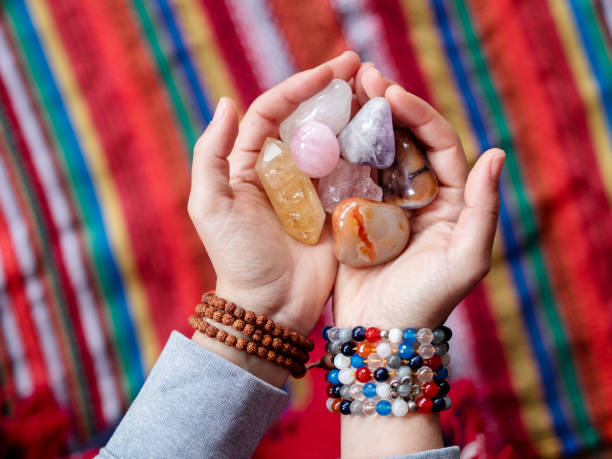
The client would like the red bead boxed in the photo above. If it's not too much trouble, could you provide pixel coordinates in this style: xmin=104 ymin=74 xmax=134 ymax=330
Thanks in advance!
xmin=355 ymin=367 xmax=371 ymax=383
xmin=425 ymin=355 xmax=442 ymax=369
xmin=365 ymin=327 xmax=381 ymax=343
xmin=416 ymin=396 xmax=433 ymax=413
xmin=422 ymin=381 xmax=439 ymax=398
xmin=326 ymin=384 xmax=335 ymax=397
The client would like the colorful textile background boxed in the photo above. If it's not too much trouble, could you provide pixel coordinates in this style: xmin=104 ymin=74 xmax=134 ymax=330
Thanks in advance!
xmin=0 ymin=0 xmax=611 ymax=457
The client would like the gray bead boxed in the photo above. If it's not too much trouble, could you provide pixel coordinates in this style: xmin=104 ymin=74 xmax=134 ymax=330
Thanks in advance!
xmin=443 ymin=396 xmax=452 ymax=410
xmin=398 ymin=366 xmax=412 ymax=380
xmin=380 ymin=330 xmax=389 ymax=340
xmin=435 ymin=342 xmax=449 ymax=356
xmin=387 ymin=353 xmax=402 ymax=369
xmin=400 ymin=376 xmax=412 ymax=385
xmin=340 ymin=385 xmax=351 ymax=399
xmin=350 ymin=399 xmax=363 ymax=414
xmin=397 ymin=383 xmax=412 ymax=398
xmin=408 ymin=401 xmax=417 ymax=412
xmin=339 ymin=327 xmax=353 ymax=343
xmin=329 ymin=342 xmax=342 ymax=355
xmin=432 ymin=328 xmax=445 ymax=344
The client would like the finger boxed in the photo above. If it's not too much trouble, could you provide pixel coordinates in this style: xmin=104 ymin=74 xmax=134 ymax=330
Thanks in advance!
xmin=234 ymin=51 xmax=360 ymax=155
xmin=188 ymin=98 xmax=239 ymax=218
xmin=448 ymin=148 xmax=505 ymax=283
xmin=360 ymin=67 xmax=394 ymax=101
xmin=354 ymin=62 xmax=375 ymax=105
xmin=385 ymin=84 xmax=468 ymax=189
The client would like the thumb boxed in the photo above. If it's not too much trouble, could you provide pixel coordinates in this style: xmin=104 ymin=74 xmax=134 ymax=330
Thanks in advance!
xmin=188 ymin=97 xmax=239 ymax=221
xmin=449 ymin=148 xmax=505 ymax=283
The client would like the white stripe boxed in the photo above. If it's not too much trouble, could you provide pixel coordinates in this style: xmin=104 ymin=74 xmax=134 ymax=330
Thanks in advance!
xmin=0 ymin=24 xmax=121 ymax=422
xmin=603 ymin=1 xmax=612 ymax=40
xmin=331 ymin=0 xmax=398 ymax=81
xmin=226 ymin=0 xmax=295 ymax=89
xmin=0 ymin=250 xmax=33 ymax=398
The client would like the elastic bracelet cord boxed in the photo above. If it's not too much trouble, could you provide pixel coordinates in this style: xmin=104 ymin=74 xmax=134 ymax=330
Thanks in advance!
xmin=322 ymin=325 xmax=452 ymax=416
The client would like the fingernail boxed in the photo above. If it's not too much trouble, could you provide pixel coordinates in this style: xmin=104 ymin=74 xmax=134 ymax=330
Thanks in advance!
xmin=212 ymin=97 xmax=227 ymax=123
xmin=489 ymin=149 xmax=506 ymax=181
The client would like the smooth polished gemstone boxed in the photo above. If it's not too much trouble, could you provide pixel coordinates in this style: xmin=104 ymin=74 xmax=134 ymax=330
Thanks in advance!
xmin=256 ymin=138 xmax=325 ymax=244
xmin=402 ymin=328 xmax=417 ymax=344
xmin=376 ymin=342 xmax=392 ymax=358
xmin=397 ymin=366 xmax=412 ymax=380
xmin=339 ymin=327 xmax=353 ymax=343
xmin=434 ymin=366 xmax=448 ymax=383
xmin=438 ymin=381 xmax=451 ymax=397
xmin=417 ymin=366 xmax=434 ymax=383
xmin=365 ymin=327 xmax=381 ymax=343
xmin=339 ymin=97 xmax=394 ymax=168
xmin=341 ymin=342 xmax=356 ymax=356
xmin=326 ymin=384 xmax=335 ymax=398
xmin=408 ymin=400 xmax=417 ymax=412
xmin=425 ymin=355 xmax=442 ymax=370
xmin=327 ymin=369 xmax=340 ymax=385
xmin=376 ymin=400 xmax=392 ymax=416
xmin=327 ymin=327 xmax=340 ymax=342
xmin=432 ymin=328 xmax=445 ymax=344
xmin=376 ymin=383 xmax=391 ymax=398
xmin=290 ymin=121 xmax=340 ymax=178
xmin=352 ymin=326 xmax=367 ymax=341
xmin=408 ymin=355 xmax=423 ymax=370
xmin=422 ymin=381 xmax=439 ymax=398
xmin=388 ymin=328 xmax=403 ymax=344
xmin=392 ymin=399 xmax=409 ymax=417
xmin=386 ymin=353 xmax=402 ymax=369
xmin=318 ymin=159 xmax=382 ymax=213
xmin=397 ymin=383 xmax=412 ymax=398
xmin=416 ymin=397 xmax=433 ymax=413
xmin=331 ymin=385 xmax=342 ymax=398
xmin=443 ymin=396 xmax=452 ymax=410
xmin=350 ymin=399 xmax=363 ymax=414
xmin=322 ymin=325 xmax=333 ymax=341
xmin=417 ymin=328 xmax=434 ymax=344
xmin=441 ymin=354 xmax=451 ymax=367
xmin=435 ymin=342 xmax=449 ymax=357
xmin=339 ymin=368 xmax=355 ymax=385
xmin=326 ymin=397 xmax=335 ymax=412
xmin=367 ymin=354 xmax=383 ymax=370
xmin=373 ymin=367 xmax=389 ymax=382
xmin=440 ymin=325 xmax=453 ymax=342
xmin=332 ymin=398 xmax=342 ymax=414
xmin=340 ymin=400 xmax=352 ymax=415
xmin=351 ymin=354 xmax=365 ymax=369
xmin=334 ymin=354 xmax=351 ymax=369
xmin=349 ymin=383 xmax=364 ymax=399
xmin=380 ymin=129 xmax=438 ymax=209
xmin=431 ymin=397 xmax=445 ymax=413
xmin=280 ymin=79 xmax=352 ymax=142
xmin=363 ymin=383 xmax=377 ymax=398
xmin=332 ymin=198 xmax=410 ymax=267
xmin=356 ymin=342 xmax=375 ymax=358
xmin=356 ymin=367 xmax=371 ymax=383
xmin=363 ymin=399 xmax=377 ymax=415
xmin=397 ymin=343 xmax=413 ymax=359
xmin=419 ymin=344 xmax=436 ymax=360
xmin=340 ymin=385 xmax=351 ymax=400
xmin=329 ymin=341 xmax=342 ymax=355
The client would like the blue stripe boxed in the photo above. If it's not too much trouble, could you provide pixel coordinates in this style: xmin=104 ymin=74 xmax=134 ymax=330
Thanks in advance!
xmin=156 ymin=0 xmax=213 ymax=129
xmin=8 ymin=1 xmax=145 ymax=395
xmin=568 ymin=1 xmax=612 ymax=139
xmin=432 ymin=0 xmax=578 ymax=453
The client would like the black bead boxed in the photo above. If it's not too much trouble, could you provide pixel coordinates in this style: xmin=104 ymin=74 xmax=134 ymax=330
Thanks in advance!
xmin=340 ymin=400 xmax=352 ymax=415
xmin=438 ymin=381 xmax=450 ymax=397
xmin=352 ymin=326 xmax=366 ymax=341
xmin=341 ymin=341 xmax=356 ymax=356
xmin=408 ymin=355 xmax=423 ymax=370
xmin=431 ymin=397 xmax=446 ymax=412
xmin=331 ymin=385 xmax=342 ymax=398
xmin=440 ymin=325 xmax=452 ymax=342
xmin=373 ymin=367 xmax=389 ymax=382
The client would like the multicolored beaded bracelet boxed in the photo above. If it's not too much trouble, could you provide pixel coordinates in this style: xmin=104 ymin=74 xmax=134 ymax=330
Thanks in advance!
xmin=322 ymin=325 xmax=452 ymax=416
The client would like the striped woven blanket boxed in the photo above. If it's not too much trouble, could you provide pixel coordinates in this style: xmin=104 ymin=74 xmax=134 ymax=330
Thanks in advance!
xmin=0 ymin=1 xmax=611 ymax=457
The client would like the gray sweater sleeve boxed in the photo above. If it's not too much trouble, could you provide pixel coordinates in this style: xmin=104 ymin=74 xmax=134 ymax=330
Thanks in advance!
xmin=96 ymin=331 xmax=459 ymax=459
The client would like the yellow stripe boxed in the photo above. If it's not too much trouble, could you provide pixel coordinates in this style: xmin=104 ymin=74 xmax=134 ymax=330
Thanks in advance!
xmin=28 ymin=0 xmax=159 ymax=370
xmin=172 ymin=0 xmax=243 ymax=113
xmin=401 ymin=0 xmax=479 ymax=165
xmin=485 ymin=236 xmax=561 ymax=458
xmin=548 ymin=0 xmax=612 ymax=202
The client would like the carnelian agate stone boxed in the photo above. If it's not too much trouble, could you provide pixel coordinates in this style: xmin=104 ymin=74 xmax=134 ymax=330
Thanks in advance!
xmin=332 ymin=198 xmax=410 ymax=267
xmin=380 ymin=129 xmax=439 ymax=209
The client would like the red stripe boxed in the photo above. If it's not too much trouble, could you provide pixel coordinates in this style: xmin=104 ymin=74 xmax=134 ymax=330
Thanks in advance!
xmin=56 ymin=0 xmax=213 ymax=344
xmin=0 ymin=68 xmax=106 ymax=431
xmin=367 ymin=0 xmax=431 ymax=102
xmin=200 ymin=0 xmax=262 ymax=105
xmin=469 ymin=0 xmax=612 ymax=436
xmin=265 ymin=0 xmax=348 ymax=71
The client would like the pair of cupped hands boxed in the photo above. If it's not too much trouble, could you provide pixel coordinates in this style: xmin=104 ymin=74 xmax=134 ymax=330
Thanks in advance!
xmin=188 ymin=51 xmax=504 ymax=382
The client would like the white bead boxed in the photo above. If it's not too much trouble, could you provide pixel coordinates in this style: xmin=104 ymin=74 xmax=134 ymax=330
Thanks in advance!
xmin=350 ymin=399 xmax=363 ymax=414
xmin=339 ymin=368 xmax=355 ymax=384
xmin=416 ymin=328 xmax=433 ymax=344
xmin=328 ymin=327 xmax=340 ymax=342
xmin=340 ymin=385 xmax=351 ymax=399
xmin=339 ymin=327 xmax=353 ymax=343
xmin=376 ymin=383 xmax=391 ymax=398
xmin=349 ymin=384 xmax=363 ymax=399
xmin=388 ymin=328 xmax=403 ymax=344
xmin=334 ymin=353 xmax=351 ymax=369
xmin=391 ymin=399 xmax=409 ymax=416
xmin=326 ymin=398 xmax=335 ymax=412
xmin=376 ymin=342 xmax=392 ymax=358
xmin=417 ymin=366 xmax=433 ymax=383
xmin=419 ymin=343 xmax=436 ymax=359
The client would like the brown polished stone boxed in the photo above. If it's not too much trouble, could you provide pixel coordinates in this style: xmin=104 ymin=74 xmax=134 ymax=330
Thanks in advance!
xmin=332 ymin=197 xmax=410 ymax=267
xmin=379 ymin=129 xmax=438 ymax=209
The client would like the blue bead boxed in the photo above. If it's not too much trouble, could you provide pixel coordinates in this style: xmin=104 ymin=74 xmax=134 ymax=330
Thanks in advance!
xmin=408 ymin=355 xmax=423 ymax=370
xmin=322 ymin=325 xmax=333 ymax=341
xmin=341 ymin=341 xmax=356 ymax=356
xmin=350 ymin=354 xmax=365 ymax=368
xmin=331 ymin=385 xmax=342 ymax=398
xmin=376 ymin=400 xmax=392 ymax=416
xmin=373 ymin=367 xmax=389 ymax=382
xmin=438 ymin=381 xmax=450 ymax=396
xmin=327 ymin=369 xmax=340 ymax=385
xmin=431 ymin=397 xmax=445 ymax=412
xmin=352 ymin=326 xmax=366 ymax=341
xmin=363 ymin=383 xmax=377 ymax=398
xmin=398 ymin=343 xmax=413 ymax=359
xmin=340 ymin=400 xmax=352 ymax=415
xmin=434 ymin=366 xmax=448 ymax=383
xmin=402 ymin=328 xmax=417 ymax=343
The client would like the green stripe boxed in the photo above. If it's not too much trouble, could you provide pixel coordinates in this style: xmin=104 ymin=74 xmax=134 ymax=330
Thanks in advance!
xmin=454 ymin=0 xmax=598 ymax=446
xmin=130 ymin=0 xmax=199 ymax=148
xmin=0 ymin=102 xmax=96 ymax=434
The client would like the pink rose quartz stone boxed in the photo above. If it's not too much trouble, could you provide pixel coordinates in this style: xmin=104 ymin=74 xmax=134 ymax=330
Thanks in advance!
xmin=318 ymin=159 xmax=383 ymax=212
xmin=290 ymin=121 xmax=340 ymax=178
